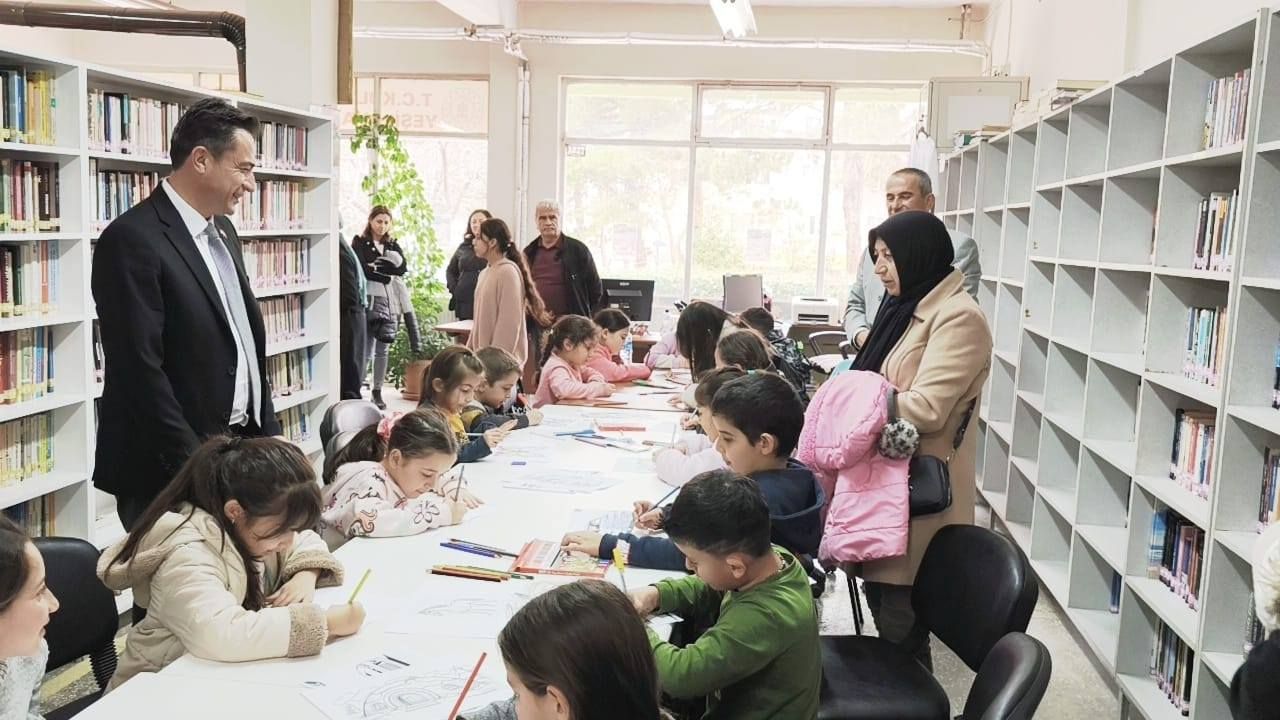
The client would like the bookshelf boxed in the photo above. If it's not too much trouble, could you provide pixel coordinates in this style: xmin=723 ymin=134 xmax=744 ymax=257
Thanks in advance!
xmin=0 ymin=48 xmax=338 ymax=556
xmin=940 ymin=9 xmax=1280 ymax=717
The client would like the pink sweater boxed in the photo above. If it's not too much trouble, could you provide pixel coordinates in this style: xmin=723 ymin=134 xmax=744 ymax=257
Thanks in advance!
xmin=586 ymin=344 xmax=651 ymax=383
xmin=467 ymin=259 xmax=528 ymax=366
xmin=654 ymin=432 xmax=725 ymax=487
xmin=534 ymin=354 xmax=611 ymax=407
xmin=644 ymin=331 xmax=688 ymax=370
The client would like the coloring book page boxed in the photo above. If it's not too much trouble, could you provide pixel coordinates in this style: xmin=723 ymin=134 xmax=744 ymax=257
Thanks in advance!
xmin=301 ymin=651 xmax=509 ymax=720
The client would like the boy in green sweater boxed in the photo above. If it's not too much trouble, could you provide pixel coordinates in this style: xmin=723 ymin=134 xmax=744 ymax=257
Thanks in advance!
xmin=629 ymin=469 xmax=821 ymax=720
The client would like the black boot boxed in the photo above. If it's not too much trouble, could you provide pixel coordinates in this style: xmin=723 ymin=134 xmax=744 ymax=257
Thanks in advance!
xmin=372 ymin=388 xmax=386 ymax=410
xmin=403 ymin=311 xmax=423 ymax=354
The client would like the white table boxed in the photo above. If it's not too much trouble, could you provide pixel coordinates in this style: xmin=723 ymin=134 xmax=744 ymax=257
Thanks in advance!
xmin=79 ymin=404 xmax=687 ymax=720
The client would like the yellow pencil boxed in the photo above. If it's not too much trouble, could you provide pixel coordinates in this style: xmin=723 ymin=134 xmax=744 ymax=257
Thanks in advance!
xmin=347 ymin=568 xmax=371 ymax=604
xmin=612 ymin=547 xmax=628 ymax=593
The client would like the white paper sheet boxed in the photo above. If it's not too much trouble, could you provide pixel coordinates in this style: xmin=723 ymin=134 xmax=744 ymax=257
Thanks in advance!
xmin=501 ymin=469 xmax=622 ymax=494
xmin=301 ymin=651 xmax=510 ymax=720
xmin=568 ymin=508 xmax=634 ymax=534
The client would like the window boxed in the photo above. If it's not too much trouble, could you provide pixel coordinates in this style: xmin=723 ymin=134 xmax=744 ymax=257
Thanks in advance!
xmin=562 ymin=81 xmax=921 ymax=316
xmin=337 ymin=76 xmax=488 ymax=279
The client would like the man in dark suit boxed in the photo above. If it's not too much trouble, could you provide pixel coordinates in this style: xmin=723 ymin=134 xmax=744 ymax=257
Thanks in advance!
xmin=92 ymin=98 xmax=280 ymax=530
xmin=338 ymin=231 xmax=367 ymax=400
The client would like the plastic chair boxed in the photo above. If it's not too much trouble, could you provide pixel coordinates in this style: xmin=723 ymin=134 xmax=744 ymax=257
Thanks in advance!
xmin=319 ymin=399 xmax=382 ymax=449
xmin=819 ymin=524 xmax=1039 ymax=720
xmin=807 ymin=330 xmax=853 ymax=375
xmin=35 ymin=537 xmax=119 ymax=720
xmin=960 ymin=632 xmax=1052 ymax=720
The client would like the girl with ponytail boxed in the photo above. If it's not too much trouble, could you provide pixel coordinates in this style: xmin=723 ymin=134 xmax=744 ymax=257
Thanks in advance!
xmin=468 ymin=217 xmax=551 ymax=368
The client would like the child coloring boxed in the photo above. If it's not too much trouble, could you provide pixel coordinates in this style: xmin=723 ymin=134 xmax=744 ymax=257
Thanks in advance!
xmin=462 ymin=346 xmax=544 ymax=433
xmin=714 ymin=330 xmax=773 ymax=373
xmin=419 ymin=345 xmax=517 ymax=462
xmin=534 ymin=315 xmax=616 ymax=407
xmin=98 ymin=437 xmax=364 ymax=690
xmin=0 ymin=514 xmax=59 ymax=720
xmin=587 ymin=308 xmax=652 ymax=383
xmin=651 ymin=367 xmax=741 ymax=488
xmin=320 ymin=408 xmax=481 ymax=550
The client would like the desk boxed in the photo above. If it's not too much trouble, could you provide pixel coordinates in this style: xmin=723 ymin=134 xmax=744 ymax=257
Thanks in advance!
xmin=81 ymin=404 xmax=685 ymax=719
xmin=436 ymin=318 xmax=474 ymax=344
xmin=630 ymin=331 xmax=660 ymax=365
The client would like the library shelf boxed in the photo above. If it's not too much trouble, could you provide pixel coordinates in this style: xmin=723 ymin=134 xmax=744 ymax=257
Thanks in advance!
xmin=1151 ymin=266 xmax=1234 ymax=283
xmin=1066 ymin=608 xmax=1120 ymax=673
xmin=1010 ymin=456 xmax=1039 ymax=484
xmin=0 ymin=233 xmax=83 ymax=242
xmin=1215 ymin=529 xmax=1257 ymax=564
xmin=253 ymin=281 xmax=327 ymax=300
xmin=1241 ymin=275 xmax=1280 ymax=290
xmin=271 ymin=387 xmax=329 ymax=414
xmin=0 ymin=141 xmax=80 ymax=158
xmin=88 ymin=150 xmax=170 ymax=167
xmin=0 ymin=472 xmax=86 ymax=511
xmin=1162 ymin=143 xmax=1245 ymax=169
xmin=1142 ymin=371 xmax=1221 ymax=408
xmin=1091 ymin=351 xmax=1145 ymax=376
xmin=1117 ymin=674 xmax=1190 ymax=720
xmin=1202 ymin=652 xmax=1245 ymax=687
xmin=0 ymin=313 xmax=83 ymax=333
xmin=1126 ymin=576 xmax=1199 ymax=648
xmin=988 ymin=419 xmax=1013 ymax=444
xmin=1076 ymin=523 xmax=1129 ymax=573
xmin=1032 ymin=558 xmax=1070 ymax=604
xmin=265 ymin=334 xmax=327 ymax=358
xmin=1132 ymin=473 xmax=1211 ymax=530
xmin=238 ymin=227 xmax=332 ymax=238
xmin=1227 ymin=405 xmax=1280 ymax=437
xmin=1081 ymin=438 xmax=1138 ymax=476
xmin=296 ymin=436 xmax=323 ymax=457
xmin=1039 ymin=485 xmax=1075 ymax=522
xmin=0 ymin=393 xmax=85 ymax=424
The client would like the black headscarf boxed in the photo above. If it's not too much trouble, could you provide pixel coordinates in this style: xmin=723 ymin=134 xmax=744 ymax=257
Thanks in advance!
xmin=851 ymin=211 xmax=955 ymax=373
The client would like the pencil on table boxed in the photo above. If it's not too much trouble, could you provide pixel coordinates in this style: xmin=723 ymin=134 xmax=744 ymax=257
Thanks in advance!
xmin=447 ymin=652 xmax=488 ymax=720
xmin=346 ymin=568 xmax=371 ymax=605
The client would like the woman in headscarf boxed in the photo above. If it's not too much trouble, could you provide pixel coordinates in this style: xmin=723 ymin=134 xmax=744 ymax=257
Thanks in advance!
xmin=850 ymin=210 xmax=992 ymax=672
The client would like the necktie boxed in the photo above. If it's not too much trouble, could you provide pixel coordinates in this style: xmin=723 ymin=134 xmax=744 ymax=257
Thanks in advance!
xmin=204 ymin=220 xmax=262 ymax=426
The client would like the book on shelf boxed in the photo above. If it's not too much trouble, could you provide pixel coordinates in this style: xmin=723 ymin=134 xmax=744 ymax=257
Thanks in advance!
xmin=276 ymin=405 xmax=310 ymax=445
xmin=0 ymin=327 xmax=55 ymax=405
xmin=259 ymin=295 xmax=306 ymax=346
xmin=1191 ymin=190 xmax=1237 ymax=272
xmin=0 ymin=159 xmax=61 ymax=233
xmin=0 ymin=412 xmax=54 ymax=487
xmin=1150 ymin=620 xmax=1194 ymax=715
xmin=1203 ymin=68 xmax=1251 ymax=150
xmin=3 ymin=497 xmax=55 ymax=537
xmin=0 ymin=241 xmax=59 ymax=317
xmin=0 ymin=67 xmax=55 ymax=146
xmin=89 ymin=160 xmax=159 ymax=232
xmin=245 ymin=237 xmax=311 ymax=289
xmin=233 ymin=180 xmax=304 ymax=231
xmin=1109 ymin=571 xmax=1122 ymax=614
xmin=267 ymin=349 xmax=312 ymax=399
xmin=1168 ymin=408 xmax=1215 ymax=499
xmin=1259 ymin=447 xmax=1280 ymax=532
xmin=1182 ymin=305 xmax=1228 ymax=388
xmin=1245 ymin=592 xmax=1265 ymax=654
xmin=1147 ymin=508 xmax=1205 ymax=610
xmin=256 ymin=122 xmax=309 ymax=171
xmin=87 ymin=89 xmax=183 ymax=159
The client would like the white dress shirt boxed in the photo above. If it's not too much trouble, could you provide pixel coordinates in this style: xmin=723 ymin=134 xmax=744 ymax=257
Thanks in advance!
xmin=161 ymin=180 xmax=252 ymax=427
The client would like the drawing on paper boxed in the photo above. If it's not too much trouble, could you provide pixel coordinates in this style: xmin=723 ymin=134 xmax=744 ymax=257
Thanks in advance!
xmin=569 ymin=509 xmax=633 ymax=535
xmin=416 ymin=597 xmax=519 ymax=618
xmin=314 ymin=666 xmax=498 ymax=720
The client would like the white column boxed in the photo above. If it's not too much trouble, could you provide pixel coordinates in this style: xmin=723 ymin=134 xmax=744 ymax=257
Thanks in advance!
xmin=247 ymin=0 xmax=338 ymax=109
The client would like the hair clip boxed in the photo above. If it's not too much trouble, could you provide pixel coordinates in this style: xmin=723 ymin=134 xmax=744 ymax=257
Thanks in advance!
xmin=377 ymin=412 xmax=404 ymax=440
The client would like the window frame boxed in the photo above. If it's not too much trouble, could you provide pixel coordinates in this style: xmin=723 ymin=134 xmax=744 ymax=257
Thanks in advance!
xmin=560 ymin=78 xmax=920 ymax=300
xmin=343 ymin=73 xmax=490 ymax=139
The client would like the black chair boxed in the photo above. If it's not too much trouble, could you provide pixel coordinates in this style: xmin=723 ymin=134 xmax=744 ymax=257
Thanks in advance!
xmin=807 ymin=330 xmax=853 ymax=375
xmin=819 ymin=524 xmax=1038 ymax=720
xmin=35 ymin=537 xmax=118 ymax=720
xmin=319 ymin=399 xmax=382 ymax=449
xmin=960 ymin=632 xmax=1052 ymax=720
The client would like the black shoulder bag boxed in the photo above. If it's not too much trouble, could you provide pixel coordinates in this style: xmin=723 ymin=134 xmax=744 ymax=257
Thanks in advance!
xmin=891 ymin=391 xmax=977 ymax=517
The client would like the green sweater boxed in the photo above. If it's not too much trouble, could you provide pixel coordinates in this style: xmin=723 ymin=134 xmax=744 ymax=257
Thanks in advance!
xmin=648 ymin=546 xmax=820 ymax=720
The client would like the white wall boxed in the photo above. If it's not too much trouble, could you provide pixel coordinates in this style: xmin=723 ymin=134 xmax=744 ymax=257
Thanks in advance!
xmin=984 ymin=0 xmax=1270 ymax=95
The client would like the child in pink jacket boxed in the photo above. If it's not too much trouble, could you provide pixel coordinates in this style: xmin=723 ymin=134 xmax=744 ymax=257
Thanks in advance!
xmin=534 ymin=315 xmax=616 ymax=407
xmin=587 ymin=308 xmax=652 ymax=383
xmin=796 ymin=369 xmax=913 ymax=564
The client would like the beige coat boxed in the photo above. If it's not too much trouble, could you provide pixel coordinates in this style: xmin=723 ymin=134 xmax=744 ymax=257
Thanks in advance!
xmin=858 ymin=269 xmax=992 ymax=587
xmin=468 ymin=259 xmax=529 ymax=367
xmin=97 ymin=505 xmax=344 ymax=690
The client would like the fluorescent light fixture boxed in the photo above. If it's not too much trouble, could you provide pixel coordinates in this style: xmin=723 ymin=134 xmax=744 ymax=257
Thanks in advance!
xmin=709 ymin=0 xmax=757 ymax=39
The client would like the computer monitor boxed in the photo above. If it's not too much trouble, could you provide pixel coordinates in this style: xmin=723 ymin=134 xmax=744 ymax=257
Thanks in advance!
xmin=602 ymin=278 xmax=655 ymax=321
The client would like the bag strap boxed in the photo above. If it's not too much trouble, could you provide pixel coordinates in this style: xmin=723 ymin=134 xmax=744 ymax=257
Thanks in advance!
xmin=946 ymin=399 xmax=978 ymax=462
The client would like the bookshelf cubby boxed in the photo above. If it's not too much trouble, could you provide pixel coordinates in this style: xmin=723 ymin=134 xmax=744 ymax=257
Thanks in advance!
xmin=976 ymin=208 xmax=1003 ymax=275
xmin=943 ymin=9 xmax=1280 ymax=716
xmin=0 ymin=47 xmax=337 ymax=551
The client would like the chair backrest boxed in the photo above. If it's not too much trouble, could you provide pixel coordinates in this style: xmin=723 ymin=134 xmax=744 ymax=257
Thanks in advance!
xmin=324 ymin=429 xmax=362 ymax=469
xmin=320 ymin=400 xmax=382 ymax=447
xmin=34 ymin=537 xmax=118 ymax=690
xmin=911 ymin=524 xmax=1038 ymax=671
xmin=961 ymin=632 xmax=1052 ymax=720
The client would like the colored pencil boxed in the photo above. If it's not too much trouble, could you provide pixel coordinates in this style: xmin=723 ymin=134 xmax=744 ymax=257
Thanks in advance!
xmin=431 ymin=567 xmax=503 ymax=583
xmin=346 ymin=569 xmax=371 ymax=605
xmin=453 ymin=564 xmax=535 ymax=580
xmin=448 ymin=538 xmax=519 ymax=557
xmin=447 ymin=652 xmax=488 ymax=720
xmin=454 ymin=466 xmax=466 ymax=502
xmin=441 ymin=542 xmax=499 ymax=558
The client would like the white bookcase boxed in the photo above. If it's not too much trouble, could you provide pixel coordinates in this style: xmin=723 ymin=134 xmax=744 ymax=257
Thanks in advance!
xmin=940 ymin=9 xmax=1280 ymax=718
xmin=0 ymin=47 xmax=338 ymax=557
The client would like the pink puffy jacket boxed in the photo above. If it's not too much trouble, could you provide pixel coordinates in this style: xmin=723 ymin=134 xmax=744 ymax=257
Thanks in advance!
xmin=796 ymin=370 xmax=911 ymax=564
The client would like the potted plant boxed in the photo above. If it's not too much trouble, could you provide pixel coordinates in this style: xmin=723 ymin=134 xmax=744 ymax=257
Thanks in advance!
xmin=350 ymin=113 xmax=449 ymax=400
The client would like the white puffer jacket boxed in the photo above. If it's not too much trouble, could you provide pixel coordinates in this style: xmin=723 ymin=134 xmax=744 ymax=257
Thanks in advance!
xmin=97 ymin=504 xmax=343 ymax=690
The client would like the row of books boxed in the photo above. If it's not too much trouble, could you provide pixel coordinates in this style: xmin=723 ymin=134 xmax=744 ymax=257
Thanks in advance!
xmin=89 ymin=161 xmax=159 ymax=232
xmin=0 ymin=68 xmax=55 ymax=146
xmin=245 ymin=238 xmax=311 ymax=290
xmin=0 ymin=159 xmax=61 ymax=233
xmin=87 ymin=89 xmax=183 ymax=159
xmin=1181 ymin=305 xmax=1228 ymax=389
xmin=1260 ymin=448 xmax=1280 ymax=532
xmin=0 ymin=413 xmax=55 ymax=487
xmin=2 ymin=497 xmax=55 ymax=537
xmin=232 ymin=180 xmax=305 ymax=232
xmin=1245 ymin=592 xmax=1265 ymax=655
xmin=259 ymin=295 xmax=306 ymax=346
xmin=1203 ymin=68 xmax=1251 ymax=150
xmin=1190 ymin=190 xmax=1237 ymax=272
xmin=257 ymin=122 xmax=309 ymax=171
xmin=277 ymin=406 xmax=311 ymax=445
xmin=0 ymin=328 xmax=55 ymax=405
xmin=1147 ymin=509 xmax=1205 ymax=610
xmin=0 ymin=242 xmax=60 ymax=317
xmin=268 ymin=349 xmax=313 ymax=399
xmin=1169 ymin=408 xmax=1215 ymax=500
xmin=1150 ymin=620 xmax=1194 ymax=715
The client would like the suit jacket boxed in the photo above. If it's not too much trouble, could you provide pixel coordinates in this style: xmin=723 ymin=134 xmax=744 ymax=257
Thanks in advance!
xmin=92 ymin=189 xmax=280 ymax=500
xmin=856 ymin=269 xmax=991 ymax=586
xmin=338 ymin=238 xmax=364 ymax=313
xmin=843 ymin=228 xmax=981 ymax=339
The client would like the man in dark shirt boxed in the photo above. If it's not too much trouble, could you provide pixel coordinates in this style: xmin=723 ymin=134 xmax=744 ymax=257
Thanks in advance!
xmin=523 ymin=199 xmax=605 ymax=320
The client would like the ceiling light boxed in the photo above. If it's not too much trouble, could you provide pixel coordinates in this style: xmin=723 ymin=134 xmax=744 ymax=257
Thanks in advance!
xmin=709 ymin=0 xmax=756 ymax=39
